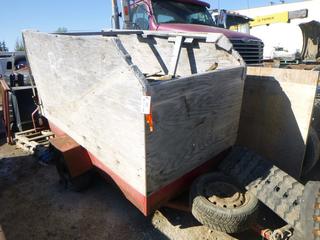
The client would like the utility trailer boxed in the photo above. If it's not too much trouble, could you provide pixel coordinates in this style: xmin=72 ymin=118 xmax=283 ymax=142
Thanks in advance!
xmin=23 ymin=30 xmax=246 ymax=215
xmin=22 ymin=30 xmax=320 ymax=239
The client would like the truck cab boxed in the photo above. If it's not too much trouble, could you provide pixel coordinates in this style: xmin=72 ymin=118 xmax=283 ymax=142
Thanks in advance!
xmin=125 ymin=0 xmax=264 ymax=64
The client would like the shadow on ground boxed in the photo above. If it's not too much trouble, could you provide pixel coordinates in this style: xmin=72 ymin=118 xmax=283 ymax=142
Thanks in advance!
xmin=0 ymin=142 xmax=289 ymax=240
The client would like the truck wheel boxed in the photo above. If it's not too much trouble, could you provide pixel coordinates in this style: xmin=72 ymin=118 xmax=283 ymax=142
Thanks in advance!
xmin=300 ymin=181 xmax=320 ymax=240
xmin=302 ymin=127 xmax=320 ymax=176
xmin=190 ymin=172 xmax=259 ymax=233
xmin=312 ymin=100 xmax=320 ymax=136
xmin=55 ymin=154 xmax=93 ymax=192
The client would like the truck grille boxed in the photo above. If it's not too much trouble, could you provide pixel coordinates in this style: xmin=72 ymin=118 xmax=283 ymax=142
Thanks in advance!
xmin=230 ymin=39 xmax=264 ymax=65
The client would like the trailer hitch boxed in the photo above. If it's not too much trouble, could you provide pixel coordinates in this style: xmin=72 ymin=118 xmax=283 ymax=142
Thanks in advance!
xmin=255 ymin=224 xmax=293 ymax=240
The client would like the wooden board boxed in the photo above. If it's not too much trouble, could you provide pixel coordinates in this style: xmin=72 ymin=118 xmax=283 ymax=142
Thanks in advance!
xmin=15 ymin=129 xmax=54 ymax=154
xmin=237 ymin=67 xmax=319 ymax=178
xmin=146 ymin=67 xmax=245 ymax=194
xmin=23 ymin=31 xmax=147 ymax=195
xmin=118 ymin=34 xmax=242 ymax=77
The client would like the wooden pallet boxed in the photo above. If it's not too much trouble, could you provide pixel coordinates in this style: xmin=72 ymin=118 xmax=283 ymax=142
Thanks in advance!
xmin=15 ymin=129 xmax=55 ymax=154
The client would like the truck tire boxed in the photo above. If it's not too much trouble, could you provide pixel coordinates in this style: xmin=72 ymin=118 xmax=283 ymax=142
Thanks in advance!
xmin=55 ymin=153 xmax=93 ymax=192
xmin=219 ymin=147 xmax=311 ymax=237
xmin=190 ymin=172 xmax=259 ymax=233
xmin=312 ymin=100 xmax=320 ymax=136
xmin=303 ymin=127 xmax=320 ymax=176
xmin=300 ymin=181 xmax=320 ymax=240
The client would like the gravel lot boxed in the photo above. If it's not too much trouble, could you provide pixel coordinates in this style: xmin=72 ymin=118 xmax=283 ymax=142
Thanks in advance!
xmin=0 ymin=134 xmax=286 ymax=240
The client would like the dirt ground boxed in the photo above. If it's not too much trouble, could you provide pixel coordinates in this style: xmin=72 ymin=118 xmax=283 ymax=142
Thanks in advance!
xmin=0 ymin=139 xmax=291 ymax=240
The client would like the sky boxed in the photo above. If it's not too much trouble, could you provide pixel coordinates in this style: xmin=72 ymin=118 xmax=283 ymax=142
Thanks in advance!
xmin=0 ymin=0 xmax=301 ymax=51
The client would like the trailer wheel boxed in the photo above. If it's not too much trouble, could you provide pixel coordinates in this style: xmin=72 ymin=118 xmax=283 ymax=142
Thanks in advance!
xmin=190 ymin=172 xmax=259 ymax=233
xmin=300 ymin=181 xmax=320 ymax=240
xmin=302 ymin=127 xmax=320 ymax=176
xmin=55 ymin=154 xmax=93 ymax=192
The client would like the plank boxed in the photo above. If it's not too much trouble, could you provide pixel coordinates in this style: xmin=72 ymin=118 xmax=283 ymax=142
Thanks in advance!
xmin=237 ymin=66 xmax=319 ymax=178
xmin=146 ymin=67 xmax=245 ymax=194
xmin=118 ymin=34 xmax=241 ymax=78
xmin=15 ymin=129 xmax=37 ymax=136
xmin=23 ymin=31 xmax=147 ymax=195
xmin=168 ymin=36 xmax=183 ymax=76
xmin=15 ymin=129 xmax=54 ymax=154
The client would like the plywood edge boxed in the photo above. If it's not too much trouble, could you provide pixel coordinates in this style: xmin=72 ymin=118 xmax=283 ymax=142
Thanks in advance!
xmin=247 ymin=66 xmax=320 ymax=85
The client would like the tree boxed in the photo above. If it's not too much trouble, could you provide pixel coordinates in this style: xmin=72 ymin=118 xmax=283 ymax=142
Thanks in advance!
xmin=55 ymin=27 xmax=68 ymax=33
xmin=15 ymin=38 xmax=25 ymax=51
xmin=0 ymin=41 xmax=9 ymax=52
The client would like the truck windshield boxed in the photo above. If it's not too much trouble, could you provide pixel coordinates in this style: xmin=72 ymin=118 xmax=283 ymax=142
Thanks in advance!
xmin=152 ymin=0 xmax=215 ymax=26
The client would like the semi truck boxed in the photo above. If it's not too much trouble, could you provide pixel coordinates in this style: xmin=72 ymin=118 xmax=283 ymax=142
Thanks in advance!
xmin=115 ymin=0 xmax=264 ymax=65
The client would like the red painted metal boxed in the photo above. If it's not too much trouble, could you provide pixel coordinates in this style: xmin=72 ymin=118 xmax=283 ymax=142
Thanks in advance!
xmin=48 ymin=121 xmax=67 ymax=137
xmin=48 ymin=121 xmax=229 ymax=216
xmin=251 ymin=224 xmax=272 ymax=240
xmin=131 ymin=0 xmax=210 ymax=8
xmin=147 ymin=150 xmax=228 ymax=215
xmin=130 ymin=0 xmax=259 ymax=42
xmin=156 ymin=23 xmax=261 ymax=40
xmin=88 ymin=151 xmax=148 ymax=214
xmin=50 ymin=135 xmax=93 ymax=177
xmin=0 ymin=80 xmax=13 ymax=144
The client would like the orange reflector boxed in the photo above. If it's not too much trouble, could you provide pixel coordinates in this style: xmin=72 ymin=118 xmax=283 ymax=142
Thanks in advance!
xmin=146 ymin=113 xmax=154 ymax=132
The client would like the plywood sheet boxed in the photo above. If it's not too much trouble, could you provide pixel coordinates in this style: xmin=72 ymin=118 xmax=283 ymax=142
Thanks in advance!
xmin=237 ymin=67 xmax=319 ymax=178
xmin=23 ymin=31 xmax=147 ymax=195
xmin=147 ymin=67 xmax=245 ymax=194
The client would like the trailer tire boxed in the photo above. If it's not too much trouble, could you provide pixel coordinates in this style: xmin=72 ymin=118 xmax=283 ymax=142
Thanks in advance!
xmin=190 ymin=172 xmax=259 ymax=233
xmin=302 ymin=127 xmax=320 ymax=176
xmin=55 ymin=154 xmax=93 ymax=192
xmin=300 ymin=181 xmax=320 ymax=240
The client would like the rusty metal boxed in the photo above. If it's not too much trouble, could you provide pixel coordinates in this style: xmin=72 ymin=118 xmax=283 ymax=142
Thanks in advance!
xmin=251 ymin=224 xmax=293 ymax=240
xmin=50 ymin=135 xmax=93 ymax=178
xmin=204 ymin=182 xmax=245 ymax=209
xmin=0 ymin=80 xmax=13 ymax=144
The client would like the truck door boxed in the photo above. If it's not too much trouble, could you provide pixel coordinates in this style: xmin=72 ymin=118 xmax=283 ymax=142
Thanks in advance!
xmin=131 ymin=4 xmax=150 ymax=30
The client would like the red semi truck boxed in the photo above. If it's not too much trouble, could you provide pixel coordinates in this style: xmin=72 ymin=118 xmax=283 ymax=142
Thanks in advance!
xmin=118 ymin=0 xmax=264 ymax=64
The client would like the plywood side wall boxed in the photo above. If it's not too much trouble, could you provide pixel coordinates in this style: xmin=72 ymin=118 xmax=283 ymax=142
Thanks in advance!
xmin=237 ymin=67 xmax=319 ymax=178
xmin=24 ymin=32 xmax=147 ymax=195
xmin=146 ymin=67 xmax=245 ymax=194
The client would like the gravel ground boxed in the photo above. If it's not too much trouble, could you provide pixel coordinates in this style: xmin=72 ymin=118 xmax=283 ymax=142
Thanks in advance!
xmin=0 ymin=137 xmax=288 ymax=240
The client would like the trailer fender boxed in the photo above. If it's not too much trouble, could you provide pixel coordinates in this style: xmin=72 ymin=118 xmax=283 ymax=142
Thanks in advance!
xmin=50 ymin=134 xmax=93 ymax=178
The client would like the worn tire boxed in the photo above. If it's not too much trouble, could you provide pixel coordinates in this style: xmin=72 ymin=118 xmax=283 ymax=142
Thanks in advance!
xmin=313 ymin=100 xmax=320 ymax=135
xmin=190 ymin=172 xmax=259 ymax=233
xmin=303 ymin=127 xmax=320 ymax=176
xmin=55 ymin=154 xmax=93 ymax=192
xmin=299 ymin=181 xmax=320 ymax=240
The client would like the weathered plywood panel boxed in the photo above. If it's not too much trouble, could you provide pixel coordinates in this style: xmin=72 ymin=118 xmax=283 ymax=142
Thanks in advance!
xmin=118 ymin=34 xmax=241 ymax=77
xmin=23 ymin=32 xmax=147 ymax=195
xmin=237 ymin=67 xmax=319 ymax=178
xmin=146 ymin=67 xmax=245 ymax=194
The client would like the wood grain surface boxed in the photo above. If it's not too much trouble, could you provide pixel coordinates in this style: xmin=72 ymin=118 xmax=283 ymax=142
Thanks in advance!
xmin=237 ymin=67 xmax=319 ymax=178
